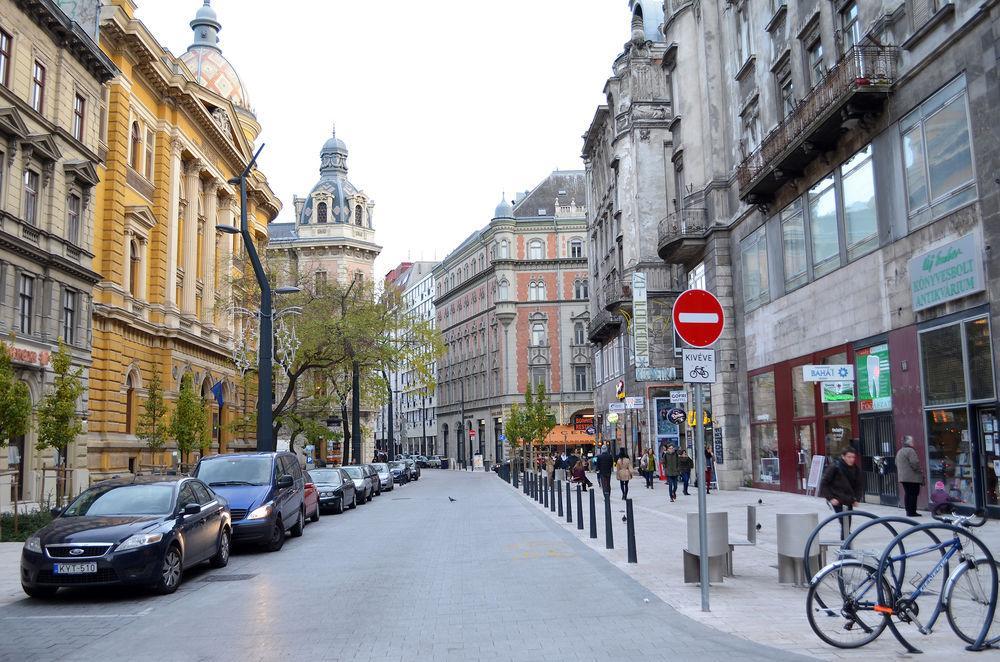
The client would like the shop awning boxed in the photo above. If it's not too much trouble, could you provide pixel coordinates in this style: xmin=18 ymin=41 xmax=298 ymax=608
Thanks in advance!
xmin=535 ymin=425 xmax=596 ymax=446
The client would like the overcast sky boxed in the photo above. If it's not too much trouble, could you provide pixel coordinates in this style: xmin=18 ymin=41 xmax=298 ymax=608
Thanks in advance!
xmin=136 ymin=1 xmax=628 ymax=277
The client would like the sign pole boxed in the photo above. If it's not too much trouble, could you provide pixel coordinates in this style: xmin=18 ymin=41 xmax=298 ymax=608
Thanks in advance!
xmin=694 ymin=381 xmax=709 ymax=612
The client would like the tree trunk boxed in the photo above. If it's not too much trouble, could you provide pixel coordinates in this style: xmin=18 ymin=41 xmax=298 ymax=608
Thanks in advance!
xmin=341 ymin=403 xmax=351 ymax=464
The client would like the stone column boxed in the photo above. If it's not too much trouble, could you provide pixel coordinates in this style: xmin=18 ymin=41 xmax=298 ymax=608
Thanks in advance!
xmin=181 ymin=159 xmax=202 ymax=318
xmin=201 ymin=180 xmax=219 ymax=328
xmin=139 ymin=239 xmax=149 ymax=301
xmin=165 ymin=137 xmax=183 ymax=317
xmin=218 ymin=194 xmax=235 ymax=338
xmin=121 ymin=228 xmax=133 ymax=299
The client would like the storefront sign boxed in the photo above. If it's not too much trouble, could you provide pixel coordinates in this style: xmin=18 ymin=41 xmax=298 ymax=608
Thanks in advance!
xmin=632 ymin=272 xmax=649 ymax=368
xmin=821 ymin=381 xmax=855 ymax=403
xmin=5 ymin=344 xmax=50 ymax=366
xmin=635 ymin=367 xmax=677 ymax=382
xmin=669 ymin=390 xmax=687 ymax=404
xmin=856 ymin=344 xmax=891 ymax=412
xmin=909 ymin=233 xmax=985 ymax=312
xmin=806 ymin=455 xmax=827 ymax=490
xmin=713 ymin=427 xmax=724 ymax=465
xmin=608 ymin=402 xmax=626 ymax=413
xmin=803 ymin=364 xmax=854 ymax=382
xmin=625 ymin=396 xmax=645 ymax=410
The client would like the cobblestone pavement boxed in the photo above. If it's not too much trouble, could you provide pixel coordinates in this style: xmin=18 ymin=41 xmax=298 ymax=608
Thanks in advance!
xmin=0 ymin=471 xmax=809 ymax=662
xmin=510 ymin=470 xmax=1000 ymax=661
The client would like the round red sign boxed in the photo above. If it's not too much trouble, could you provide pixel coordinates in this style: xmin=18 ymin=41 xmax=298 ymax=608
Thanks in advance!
xmin=672 ymin=289 xmax=725 ymax=348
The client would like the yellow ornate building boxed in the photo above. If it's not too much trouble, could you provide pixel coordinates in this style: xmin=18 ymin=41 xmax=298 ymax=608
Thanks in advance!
xmin=88 ymin=0 xmax=280 ymax=477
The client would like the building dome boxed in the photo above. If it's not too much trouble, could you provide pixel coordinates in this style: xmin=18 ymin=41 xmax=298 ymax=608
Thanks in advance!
xmin=299 ymin=126 xmax=361 ymax=226
xmin=179 ymin=1 xmax=251 ymax=111
xmin=493 ymin=195 xmax=513 ymax=219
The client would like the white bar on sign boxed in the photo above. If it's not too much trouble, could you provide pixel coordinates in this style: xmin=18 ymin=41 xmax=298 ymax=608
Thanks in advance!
xmin=678 ymin=313 xmax=719 ymax=324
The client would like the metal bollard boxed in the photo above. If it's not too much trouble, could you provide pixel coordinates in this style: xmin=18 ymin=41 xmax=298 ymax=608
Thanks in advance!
xmin=513 ymin=468 xmax=519 ymax=489
xmin=543 ymin=476 xmax=549 ymax=508
xmin=604 ymin=490 xmax=614 ymax=549
xmin=565 ymin=481 xmax=572 ymax=523
xmin=589 ymin=488 xmax=597 ymax=539
xmin=537 ymin=473 xmax=542 ymax=502
xmin=625 ymin=498 xmax=637 ymax=563
xmin=576 ymin=485 xmax=584 ymax=530
xmin=557 ymin=480 xmax=564 ymax=517
xmin=550 ymin=477 xmax=556 ymax=512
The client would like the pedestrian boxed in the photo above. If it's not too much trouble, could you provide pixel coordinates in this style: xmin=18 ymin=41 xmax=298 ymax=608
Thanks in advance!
xmin=704 ymin=446 xmax=715 ymax=494
xmin=661 ymin=444 xmax=680 ymax=501
xmin=639 ymin=448 xmax=655 ymax=489
xmin=895 ymin=435 xmax=924 ymax=517
xmin=571 ymin=459 xmax=592 ymax=489
xmin=678 ymin=449 xmax=694 ymax=495
xmin=615 ymin=448 xmax=634 ymax=500
xmin=546 ymin=455 xmax=555 ymax=484
xmin=819 ymin=446 xmax=865 ymax=538
xmin=596 ymin=446 xmax=614 ymax=496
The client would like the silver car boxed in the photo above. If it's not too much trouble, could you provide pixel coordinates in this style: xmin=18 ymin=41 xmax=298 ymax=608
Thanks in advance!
xmin=372 ymin=463 xmax=394 ymax=491
xmin=342 ymin=466 xmax=374 ymax=503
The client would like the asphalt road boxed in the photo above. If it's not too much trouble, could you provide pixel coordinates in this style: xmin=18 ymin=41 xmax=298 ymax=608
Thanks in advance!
xmin=0 ymin=471 xmax=812 ymax=662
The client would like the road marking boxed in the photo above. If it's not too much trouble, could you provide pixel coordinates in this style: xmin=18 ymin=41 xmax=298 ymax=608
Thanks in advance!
xmin=2 ymin=606 xmax=153 ymax=620
xmin=677 ymin=312 xmax=719 ymax=324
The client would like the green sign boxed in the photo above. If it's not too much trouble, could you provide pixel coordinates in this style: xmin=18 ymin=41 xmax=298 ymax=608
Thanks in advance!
xmin=856 ymin=344 xmax=891 ymax=412
xmin=821 ymin=381 xmax=855 ymax=403
xmin=909 ymin=234 xmax=985 ymax=312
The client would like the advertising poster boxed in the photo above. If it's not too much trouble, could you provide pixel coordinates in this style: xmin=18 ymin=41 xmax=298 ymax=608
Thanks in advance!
xmin=821 ymin=381 xmax=855 ymax=403
xmin=655 ymin=398 xmax=676 ymax=436
xmin=855 ymin=344 xmax=891 ymax=412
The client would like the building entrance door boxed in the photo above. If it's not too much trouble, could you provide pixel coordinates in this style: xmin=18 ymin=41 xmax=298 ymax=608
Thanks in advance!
xmin=974 ymin=406 xmax=999 ymax=515
xmin=860 ymin=413 xmax=898 ymax=506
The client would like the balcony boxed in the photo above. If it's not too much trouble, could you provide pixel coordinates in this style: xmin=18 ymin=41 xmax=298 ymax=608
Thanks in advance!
xmin=602 ymin=277 xmax=631 ymax=312
xmin=736 ymin=46 xmax=898 ymax=204
xmin=587 ymin=308 xmax=622 ymax=343
xmin=657 ymin=208 xmax=708 ymax=265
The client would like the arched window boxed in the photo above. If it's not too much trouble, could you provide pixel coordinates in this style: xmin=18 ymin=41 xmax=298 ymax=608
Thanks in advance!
xmin=129 ymin=240 xmax=140 ymax=298
xmin=574 ymin=321 xmax=586 ymax=345
xmin=479 ymin=255 xmax=485 ymax=271
xmin=528 ymin=239 xmax=544 ymax=260
xmin=125 ymin=374 xmax=136 ymax=435
xmin=129 ymin=122 xmax=141 ymax=170
xmin=498 ymin=279 xmax=509 ymax=300
xmin=530 ymin=322 xmax=546 ymax=347
xmin=570 ymin=239 xmax=583 ymax=258
xmin=529 ymin=280 xmax=546 ymax=301
xmin=499 ymin=240 xmax=510 ymax=259
xmin=574 ymin=279 xmax=588 ymax=299
xmin=355 ymin=204 xmax=363 ymax=227
xmin=317 ymin=202 xmax=328 ymax=224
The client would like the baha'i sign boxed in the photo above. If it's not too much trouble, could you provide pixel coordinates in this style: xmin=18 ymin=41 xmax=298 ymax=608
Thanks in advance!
xmin=909 ymin=234 xmax=985 ymax=312
xmin=855 ymin=344 xmax=891 ymax=412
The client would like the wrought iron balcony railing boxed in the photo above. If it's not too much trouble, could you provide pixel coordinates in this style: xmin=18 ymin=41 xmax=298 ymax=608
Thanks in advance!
xmin=657 ymin=208 xmax=709 ymax=264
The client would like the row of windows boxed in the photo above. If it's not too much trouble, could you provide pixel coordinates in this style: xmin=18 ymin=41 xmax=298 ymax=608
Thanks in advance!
xmin=2 ymin=155 xmax=85 ymax=244
xmin=437 ymin=364 xmax=591 ymax=404
xmin=741 ymin=75 xmax=977 ymax=312
xmin=440 ymin=238 xmax=586 ymax=296
xmin=12 ymin=272 xmax=79 ymax=344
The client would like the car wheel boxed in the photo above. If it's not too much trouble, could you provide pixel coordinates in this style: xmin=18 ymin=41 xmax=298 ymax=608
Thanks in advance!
xmin=334 ymin=498 xmax=344 ymax=514
xmin=310 ymin=504 xmax=320 ymax=523
xmin=367 ymin=489 xmax=373 ymax=503
xmin=264 ymin=518 xmax=285 ymax=552
xmin=290 ymin=507 xmax=305 ymax=537
xmin=151 ymin=545 xmax=183 ymax=594
xmin=348 ymin=494 xmax=357 ymax=509
xmin=22 ymin=583 xmax=58 ymax=599
xmin=209 ymin=528 xmax=231 ymax=568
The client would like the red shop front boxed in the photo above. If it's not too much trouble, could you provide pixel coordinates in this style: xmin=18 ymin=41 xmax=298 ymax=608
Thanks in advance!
xmin=749 ymin=344 xmax=860 ymax=493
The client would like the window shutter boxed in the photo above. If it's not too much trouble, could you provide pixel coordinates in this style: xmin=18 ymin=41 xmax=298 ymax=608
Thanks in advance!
xmin=911 ymin=0 xmax=933 ymax=27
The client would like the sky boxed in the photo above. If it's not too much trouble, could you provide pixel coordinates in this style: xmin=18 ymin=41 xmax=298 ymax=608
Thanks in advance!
xmin=135 ymin=0 xmax=629 ymax=277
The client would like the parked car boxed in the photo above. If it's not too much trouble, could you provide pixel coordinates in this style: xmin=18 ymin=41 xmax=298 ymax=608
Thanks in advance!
xmin=343 ymin=466 xmax=374 ymax=502
xmin=363 ymin=464 xmax=382 ymax=496
xmin=193 ymin=452 xmax=306 ymax=552
xmin=302 ymin=471 xmax=321 ymax=523
xmin=404 ymin=458 xmax=421 ymax=481
xmin=310 ymin=468 xmax=356 ymax=513
xmin=389 ymin=461 xmax=409 ymax=484
xmin=21 ymin=476 xmax=231 ymax=598
xmin=372 ymin=463 xmax=394 ymax=491
xmin=414 ymin=455 xmax=430 ymax=468
xmin=427 ymin=455 xmax=442 ymax=468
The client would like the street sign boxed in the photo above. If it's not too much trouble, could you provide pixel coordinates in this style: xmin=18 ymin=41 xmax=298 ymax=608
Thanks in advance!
xmin=616 ymin=380 xmax=626 ymax=400
xmin=498 ymin=434 xmax=507 ymax=442
xmin=669 ymin=390 xmax=687 ymax=404
xmin=683 ymin=348 xmax=716 ymax=383
xmin=585 ymin=426 xmax=595 ymax=435
xmin=608 ymin=402 xmax=626 ymax=413
xmin=469 ymin=430 xmax=476 ymax=438
xmin=672 ymin=289 xmax=725 ymax=348
xmin=635 ymin=367 xmax=676 ymax=382
xmin=666 ymin=408 xmax=686 ymax=425
xmin=803 ymin=364 xmax=854 ymax=381
xmin=625 ymin=396 xmax=645 ymax=410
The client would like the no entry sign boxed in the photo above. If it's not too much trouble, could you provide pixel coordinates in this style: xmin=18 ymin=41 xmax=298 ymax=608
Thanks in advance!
xmin=672 ymin=289 xmax=725 ymax=348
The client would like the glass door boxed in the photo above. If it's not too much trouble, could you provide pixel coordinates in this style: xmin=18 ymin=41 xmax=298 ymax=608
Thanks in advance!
xmin=976 ymin=406 xmax=999 ymax=510
xmin=795 ymin=423 xmax=815 ymax=491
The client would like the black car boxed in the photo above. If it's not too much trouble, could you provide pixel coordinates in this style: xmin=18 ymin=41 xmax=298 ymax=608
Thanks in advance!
xmin=193 ymin=452 xmax=306 ymax=552
xmin=404 ymin=458 xmax=421 ymax=481
xmin=364 ymin=464 xmax=382 ymax=496
xmin=389 ymin=461 xmax=409 ymax=484
xmin=21 ymin=476 xmax=231 ymax=598
xmin=310 ymin=468 xmax=357 ymax=513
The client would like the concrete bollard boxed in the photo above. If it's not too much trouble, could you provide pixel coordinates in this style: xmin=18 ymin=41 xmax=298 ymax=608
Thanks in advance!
xmin=603 ymin=490 xmax=614 ymax=549
xmin=543 ymin=476 xmax=549 ymax=508
xmin=557 ymin=479 xmax=563 ymax=517
xmin=576 ymin=485 xmax=584 ymax=531
xmin=565 ymin=481 xmax=572 ymax=523
xmin=626 ymin=498 xmax=637 ymax=563
xmin=589 ymin=488 xmax=597 ymax=539
xmin=549 ymin=477 xmax=556 ymax=512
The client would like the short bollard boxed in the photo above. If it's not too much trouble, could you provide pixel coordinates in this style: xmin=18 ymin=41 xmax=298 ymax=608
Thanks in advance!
xmin=557 ymin=480 xmax=564 ymax=517
xmin=543 ymin=476 xmax=549 ymax=508
xmin=626 ymin=498 xmax=637 ymax=563
xmin=565 ymin=481 xmax=573 ymax=523
xmin=576 ymin=485 xmax=584 ymax=530
xmin=589 ymin=488 xmax=597 ymax=539
xmin=522 ymin=471 xmax=527 ymax=494
xmin=604 ymin=491 xmax=614 ymax=549
xmin=549 ymin=477 xmax=556 ymax=512
xmin=513 ymin=469 xmax=519 ymax=489
xmin=537 ymin=473 xmax=543 ymax=502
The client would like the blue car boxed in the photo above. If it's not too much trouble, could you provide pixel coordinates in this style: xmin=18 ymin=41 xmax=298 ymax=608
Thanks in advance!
xmin=193 ymin=452 xmax=305 ymax=552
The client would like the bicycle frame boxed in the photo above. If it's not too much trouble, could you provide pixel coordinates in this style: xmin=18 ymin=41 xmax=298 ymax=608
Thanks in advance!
xmin=881 ymin=537 xmax=961 ymax=635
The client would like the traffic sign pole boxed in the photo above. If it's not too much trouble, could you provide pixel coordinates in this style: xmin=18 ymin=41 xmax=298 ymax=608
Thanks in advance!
xmin=694 ymin=381 xmax=709 ymax=612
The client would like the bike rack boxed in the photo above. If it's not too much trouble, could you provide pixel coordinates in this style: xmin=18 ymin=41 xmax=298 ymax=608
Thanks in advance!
xmin=802 ymin=510 xmax=878 ymax=581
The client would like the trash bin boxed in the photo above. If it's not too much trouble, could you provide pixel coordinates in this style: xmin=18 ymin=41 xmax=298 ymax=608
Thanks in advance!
xmin=440 ymin=458 xmax=450 ymax=470
xmin=777 ymin=513 xmax=820 ymax=585
xmin=683 ymin=511 xmax=729 ymax=584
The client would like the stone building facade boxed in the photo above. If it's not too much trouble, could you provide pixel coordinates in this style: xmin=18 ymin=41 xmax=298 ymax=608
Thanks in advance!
xmin=88 ymin=0 xmax=280 ymax=478
xmin=638 ymin=0 xmax=1000 ymax=514
xmin=0 ymin=0 xmax=116 ymax=504
xmin=434 ymin=172 xmax=594 ymax=466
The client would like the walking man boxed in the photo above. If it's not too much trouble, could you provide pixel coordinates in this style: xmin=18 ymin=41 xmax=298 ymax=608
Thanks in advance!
xmin=677 ymin=449 xmax=694 ymax=495
xmin=820 ymin=446 xmax=865 ymax=538
xmin=895 ymin=435 xmax=924 ymax=517
xmin=596 ymin=446 xmax=614 ymax=496
xmin=661 ymin=444 xmax=680 ymax=502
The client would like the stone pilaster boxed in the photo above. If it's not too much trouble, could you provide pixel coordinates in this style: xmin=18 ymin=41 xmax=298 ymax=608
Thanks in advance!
xmin=181 ymin=159 xmax=202 ymax=318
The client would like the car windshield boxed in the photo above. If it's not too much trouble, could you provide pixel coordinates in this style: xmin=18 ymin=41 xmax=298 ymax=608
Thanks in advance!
xmin=389 ymin=462 xmax=403 ymax=470
xmin=196 ymin=456 xmax=272 ymax=486
xmin=373 ymin=463 xmax=388 ymax=472
xmin=343 ymin=466 xmax=363 ymax=479
xmin=310 ymin=469 xmax=342 ymax=485
xmin=63 ymin=484 xmax=175 ymax=517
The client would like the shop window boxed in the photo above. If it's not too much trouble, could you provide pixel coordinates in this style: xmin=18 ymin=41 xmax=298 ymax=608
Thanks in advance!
xmin=780 ymin=200 xmax=806 ymax=291
xmin=921 ymin=324 xmax=966 ymax=406
xmin=741 ymin=225 xmax=769 ymax=311
xmin=821 ymin=353 xmax=853 ymax=456
xmin=792 ymin=365 xmax=815 ymax=418
xmin=965 ymin=318 xmax=994 ymax=401
xmin=751 ymin=371 xmax=779 ymax=484
xmin=808 ymin=175 xmax=838 ymax=278
xmin=926 ymin=408 xmax=974 ymax=504
xmin=902 ymin=75 xmax=976 ymax=230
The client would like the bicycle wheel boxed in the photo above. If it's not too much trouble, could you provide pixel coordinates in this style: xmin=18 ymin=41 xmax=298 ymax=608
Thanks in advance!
xmin=807 ymin=560 xmax=889 ymax=648
xmin=946 ymin=558 xmax=1000 ymax=647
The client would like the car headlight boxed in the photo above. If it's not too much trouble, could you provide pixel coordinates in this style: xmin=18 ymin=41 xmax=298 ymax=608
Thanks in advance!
xmin=321 ymin=491 xmax=333 ymax=497
xmin=116 ymin=533 xmax=164 ymax=552
xmin=247 ymin=503 xmax=273 ymax=520
xmin=24 ymin=536 xmax=42 ymax=554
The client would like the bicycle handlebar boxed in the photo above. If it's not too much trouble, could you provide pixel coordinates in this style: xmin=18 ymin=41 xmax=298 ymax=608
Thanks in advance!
xmin=930 ymin=502 xmax=988 ymax=528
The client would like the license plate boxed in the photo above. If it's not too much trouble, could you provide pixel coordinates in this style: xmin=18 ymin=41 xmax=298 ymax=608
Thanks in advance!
xmin=53 ymin=562 xmax=97 ymax=575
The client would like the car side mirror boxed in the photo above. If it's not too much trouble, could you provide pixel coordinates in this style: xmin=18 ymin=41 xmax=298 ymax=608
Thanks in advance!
xmin=183 ymin=503 xmax=201 ymax=516
xmin=50 ymin=507 xmax=63 ymax=518
xmin=277 ymin=475 xmax=294 ymax=489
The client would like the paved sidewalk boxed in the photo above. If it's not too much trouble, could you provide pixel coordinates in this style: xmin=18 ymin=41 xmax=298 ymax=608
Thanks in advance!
xmin=507 ymin=471 xmax=1000 ymax=660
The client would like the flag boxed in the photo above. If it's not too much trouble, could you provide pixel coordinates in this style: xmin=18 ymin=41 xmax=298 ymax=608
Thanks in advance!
xmin=211 ymin=381 xmax=224 ymax=408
